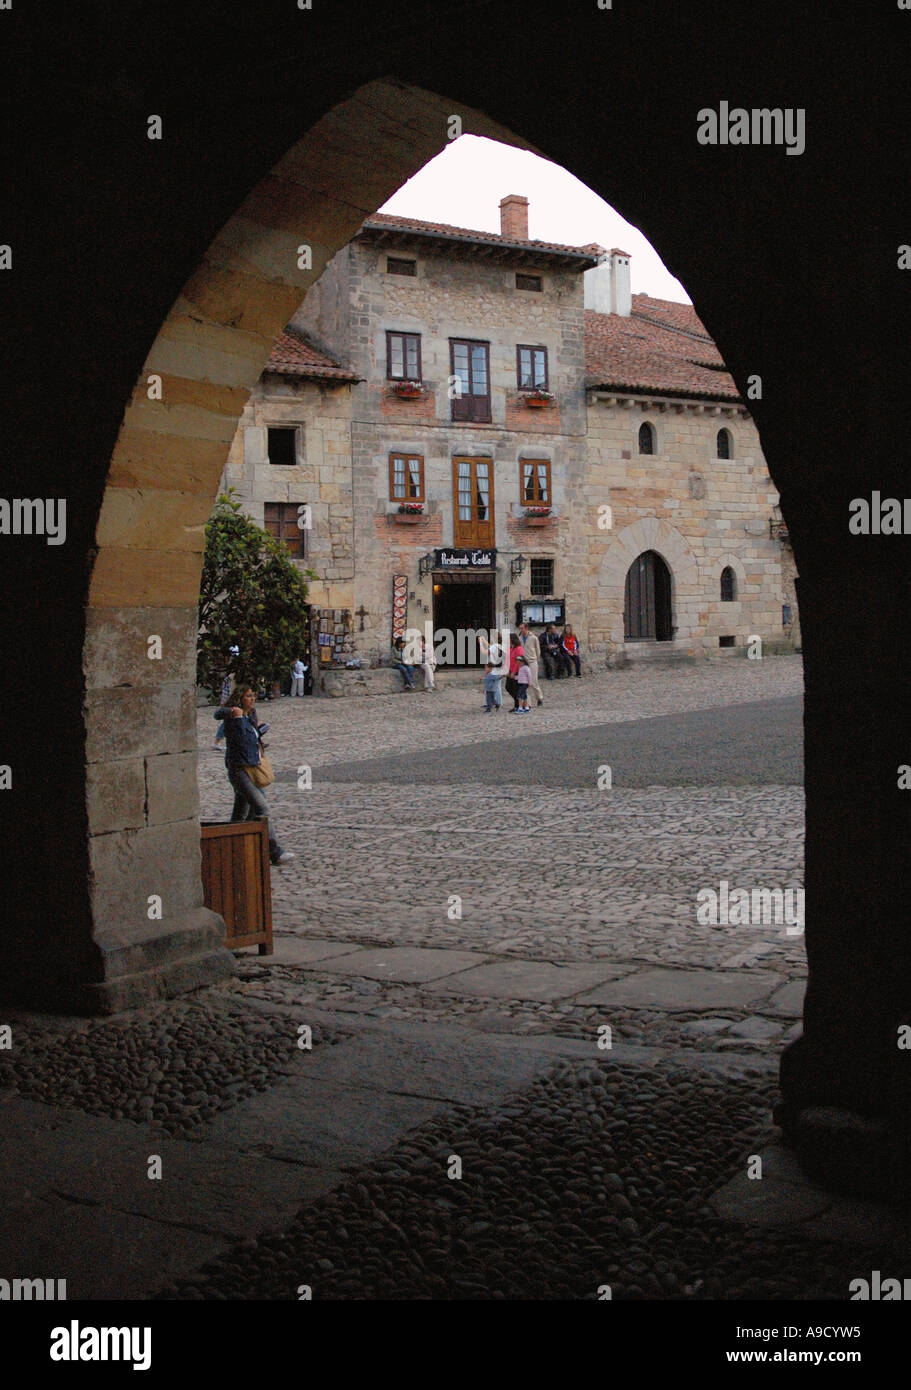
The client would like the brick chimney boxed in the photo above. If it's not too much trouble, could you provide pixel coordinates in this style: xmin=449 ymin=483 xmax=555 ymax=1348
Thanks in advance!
xmin=499 ymin=194 xmax=529 ymax=241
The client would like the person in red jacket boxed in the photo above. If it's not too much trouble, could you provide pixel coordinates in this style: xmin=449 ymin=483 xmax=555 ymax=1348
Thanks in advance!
xmin=562 ymin=624 xmax=582 ymax=678
xmin=505 ymin=631 xmax=524 ymax=709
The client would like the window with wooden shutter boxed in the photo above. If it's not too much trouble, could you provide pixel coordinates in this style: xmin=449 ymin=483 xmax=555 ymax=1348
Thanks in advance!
xmin=389 ymin=453 xmax=425 ymax=501
xmin=386 ymin=331 xmax=422 ymax=380
xmin=521 ymin=458 xmax=551 ymax=504
xmin=450 ymin=339 xmax=491 ymax=423
xmin=264 ymin=502 xmax=306 ymax=557
xmin=452 ymin=457 xmax=495 ymax=545
xmin=517 ymin=345 xmax=548 ymax=390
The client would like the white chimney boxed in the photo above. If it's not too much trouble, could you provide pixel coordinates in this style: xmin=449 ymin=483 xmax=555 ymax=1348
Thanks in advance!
xmin=583 ymin=248 xmax=632 ymax=316
xmin=610 ymin=248 xmax=631 ymax=316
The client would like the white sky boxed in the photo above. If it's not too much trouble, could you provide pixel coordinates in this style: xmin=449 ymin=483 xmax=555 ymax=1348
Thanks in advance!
xmin=380 ymin=135 xmax=690 ymax=305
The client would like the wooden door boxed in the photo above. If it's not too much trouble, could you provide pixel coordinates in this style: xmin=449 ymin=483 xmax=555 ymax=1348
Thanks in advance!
xmin=624 ymin=550 xmax=672 ymax=640
xmin=453 ymin=457 xmax=495 ymax=546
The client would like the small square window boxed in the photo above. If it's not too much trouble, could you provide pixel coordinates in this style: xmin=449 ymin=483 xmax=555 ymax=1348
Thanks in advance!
xmin=530 ymin=558 xmax=554 ymax=596
xmin=516 ymin=273 xmax=542 ymax=292
xmin=718 ymin=635 xmax=736 ymax=648
xmin=387 ymin=257 xmax=416 ymax=277
xmin=267 ymin=427 xmax=297 ymax=467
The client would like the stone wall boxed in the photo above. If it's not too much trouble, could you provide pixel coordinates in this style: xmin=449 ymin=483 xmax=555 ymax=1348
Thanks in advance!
xmin=585 ymin=397 xmax=800 ymax=662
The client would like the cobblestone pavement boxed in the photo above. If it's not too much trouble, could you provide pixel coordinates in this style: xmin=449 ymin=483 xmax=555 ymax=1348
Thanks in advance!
xmin=198 ymin=656 xmax=807 ymax=1053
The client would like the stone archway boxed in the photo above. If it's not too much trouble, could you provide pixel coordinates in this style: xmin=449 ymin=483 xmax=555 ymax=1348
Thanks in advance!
xmin=79 ymin=82 xmax=538 ymax=1012
xmin=596 ymin=516 xmax=699 ymax=652
xmin=5 ymin=3 xmax=909 ymax=1198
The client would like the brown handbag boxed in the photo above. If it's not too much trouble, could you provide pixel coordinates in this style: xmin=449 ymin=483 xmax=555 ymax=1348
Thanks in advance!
xmin=244 ymin=752 xmax=275 ymax=788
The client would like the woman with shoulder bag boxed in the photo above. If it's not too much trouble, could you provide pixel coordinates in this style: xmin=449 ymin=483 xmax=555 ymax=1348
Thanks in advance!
xmin=214 ymin=683 xmax=295 ymax=865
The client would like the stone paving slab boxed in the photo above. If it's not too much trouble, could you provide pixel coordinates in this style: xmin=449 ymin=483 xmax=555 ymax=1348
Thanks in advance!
xmin=314 ymin=946 xmax=493 ymax=983
xmin=0 ymin=1097 xmax=339 ymax=1241
xmin=710 ymin=1145 xmax=911 ymax=1244
xmin=0 ymin=1198 xmax=227 ymax=1301
xmin=576 ymin=968 xmax=782 ymax=1012
xmin=270 ymin=936 xmax=363 ymax=965
xmin=197 ymin=1074 xmax=446 ymax=1168
xmin=422 ymin=958 xmax=626 ymax=1002
xmin=765 ymin=979 xmax=806 ymax=1016
xmin=293 ymin=1020 xmax=615 ymax=1104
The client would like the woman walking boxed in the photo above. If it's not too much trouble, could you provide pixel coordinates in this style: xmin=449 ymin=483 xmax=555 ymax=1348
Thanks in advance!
xmin=214 ymin=684 xmax=295 ymax=865
xmin=505 ymin=631 xmax=524 ymax=711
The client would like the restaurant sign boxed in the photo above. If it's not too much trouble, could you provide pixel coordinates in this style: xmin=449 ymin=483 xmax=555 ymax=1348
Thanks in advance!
xmin=433 ymin=548 xmax=497 ymax=570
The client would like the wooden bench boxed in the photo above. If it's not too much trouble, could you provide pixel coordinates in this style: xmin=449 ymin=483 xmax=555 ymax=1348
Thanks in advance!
xmin=201 ymin=819 xmax=273 ymax=955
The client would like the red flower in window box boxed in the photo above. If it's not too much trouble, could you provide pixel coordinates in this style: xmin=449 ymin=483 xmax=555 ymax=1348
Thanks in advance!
xmin=523 ymin=505 xmax=553 ymax=526
xmin=392 ymin=380 xmax=424 ymax=399
xmin=393 ymin=501 xmax=424 ymax=524
xmin=523 ymin=388 xmax=553 ymax=407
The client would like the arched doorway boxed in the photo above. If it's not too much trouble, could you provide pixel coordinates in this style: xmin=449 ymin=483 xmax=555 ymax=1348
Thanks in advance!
xmin=624 ymin=550 xmax=672 ymax=641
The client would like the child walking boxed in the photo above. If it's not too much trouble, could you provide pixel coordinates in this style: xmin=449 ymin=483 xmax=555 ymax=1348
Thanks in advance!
xmin=516 ymin=653 xmax=532 ymax=712
xmin=482 ymin=662 xmax=502 ymax=712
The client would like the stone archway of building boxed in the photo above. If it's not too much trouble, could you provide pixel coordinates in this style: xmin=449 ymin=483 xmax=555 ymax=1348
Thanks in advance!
xmin=79 ymin=81 xmax=543 ymax=1014
xmin=598 ymin=516 xmax=698 ymax=650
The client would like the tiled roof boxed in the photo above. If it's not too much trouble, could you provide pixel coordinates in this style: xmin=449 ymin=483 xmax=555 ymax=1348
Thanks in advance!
xmin=265 ymin=331 xmax=360 ymax=382
xmin=362 ymin=211 xmax=603 ymax=260
xmin=585 ymin=295 xmax=740 ymax=399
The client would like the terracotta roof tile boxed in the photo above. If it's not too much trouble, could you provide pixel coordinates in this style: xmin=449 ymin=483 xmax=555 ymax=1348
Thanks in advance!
xmin=585 ymin=296 xmax=740 ymax=399
xmin=363 ymin=211 xmax=603 ymax=260
xmin=265 ymin=331 xmax=359 ymax=382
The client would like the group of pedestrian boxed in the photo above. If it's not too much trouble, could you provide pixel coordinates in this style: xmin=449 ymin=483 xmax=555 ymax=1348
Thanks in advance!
xmin=391 ymin=634 xmax=437 ymax=692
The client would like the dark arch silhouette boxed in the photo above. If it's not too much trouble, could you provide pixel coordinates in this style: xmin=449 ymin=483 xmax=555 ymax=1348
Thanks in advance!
xmin=720 ymin=565 xmax=736 ymax=601
xmin=638 ymin=421 xmax=656 ymax=455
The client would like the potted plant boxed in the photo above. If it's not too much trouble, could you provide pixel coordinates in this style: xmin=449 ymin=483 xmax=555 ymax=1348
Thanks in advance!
xmin=523 ymin=388 xmax=554 ymax=408
xmin=523 ymin=505 xmax=553 ymax=525
xmin=394 ymin=500 xmax=425 ymax=523
xmin=393 ymin=379 xmax=424 ymax=399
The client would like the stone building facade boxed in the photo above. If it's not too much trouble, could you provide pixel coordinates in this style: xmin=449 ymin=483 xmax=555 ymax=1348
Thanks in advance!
xmin=220 ymin=196 xmax=799 ymax=681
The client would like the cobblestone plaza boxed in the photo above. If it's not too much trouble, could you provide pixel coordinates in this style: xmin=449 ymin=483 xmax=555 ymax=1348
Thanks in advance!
xmin=199 ymin=655 xmax=807 ymax=1053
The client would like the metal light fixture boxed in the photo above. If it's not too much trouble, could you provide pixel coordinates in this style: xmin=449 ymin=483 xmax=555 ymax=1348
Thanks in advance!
xmin=510 ymin=554 xmax=527 ymax=583
xmin=418 ymin=552 xmax=435 ymax=580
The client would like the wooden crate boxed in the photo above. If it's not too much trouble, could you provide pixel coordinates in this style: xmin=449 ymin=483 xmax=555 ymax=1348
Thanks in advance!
xmin=201 ymin=819 xmax=274 ymax=955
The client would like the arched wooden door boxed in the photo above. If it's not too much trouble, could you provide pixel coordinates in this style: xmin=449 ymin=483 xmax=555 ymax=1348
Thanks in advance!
xmin=624 ymin=550 xmax=673 ymax=641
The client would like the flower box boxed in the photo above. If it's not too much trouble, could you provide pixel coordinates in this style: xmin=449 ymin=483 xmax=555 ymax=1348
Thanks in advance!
xmin=523 ymin=391 xmax=553 ymax=408
xmin=524 ymin=515 xmax=553 ymax=526
xmin=392 ymin=512 xmax=424 ymax=524
xmin=392 ymin=380 xmax=424 ymax=399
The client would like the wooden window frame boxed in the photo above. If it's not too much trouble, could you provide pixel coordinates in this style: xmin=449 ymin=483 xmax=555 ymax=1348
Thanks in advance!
xmin=388 ymin=452 xmax=425 ymax=502
xmin=386 ymin=330 xmax=422 ymax=381
xmin=520 ymin=457 xmax=552 ymax=505
xmin=516 ymin=344 xmax=549 ymax=391
xmin=449 ymin=338 xmax=492 ymax=423
xmin=264 ymin=501 xmax=306 ymax=558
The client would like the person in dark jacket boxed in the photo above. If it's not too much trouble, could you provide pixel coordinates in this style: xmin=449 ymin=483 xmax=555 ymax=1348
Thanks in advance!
xmin=541 ymin=623 xmax=568 ymax=679
xmin=214 ymin=683 xmax=294 ymax=865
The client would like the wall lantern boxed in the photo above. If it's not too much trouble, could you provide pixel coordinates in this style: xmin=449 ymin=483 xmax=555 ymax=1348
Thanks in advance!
xmin=510 ymin=554 xmax=527 ymax=583
xmin=418 ymin=552 xmax=435 ymax=580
